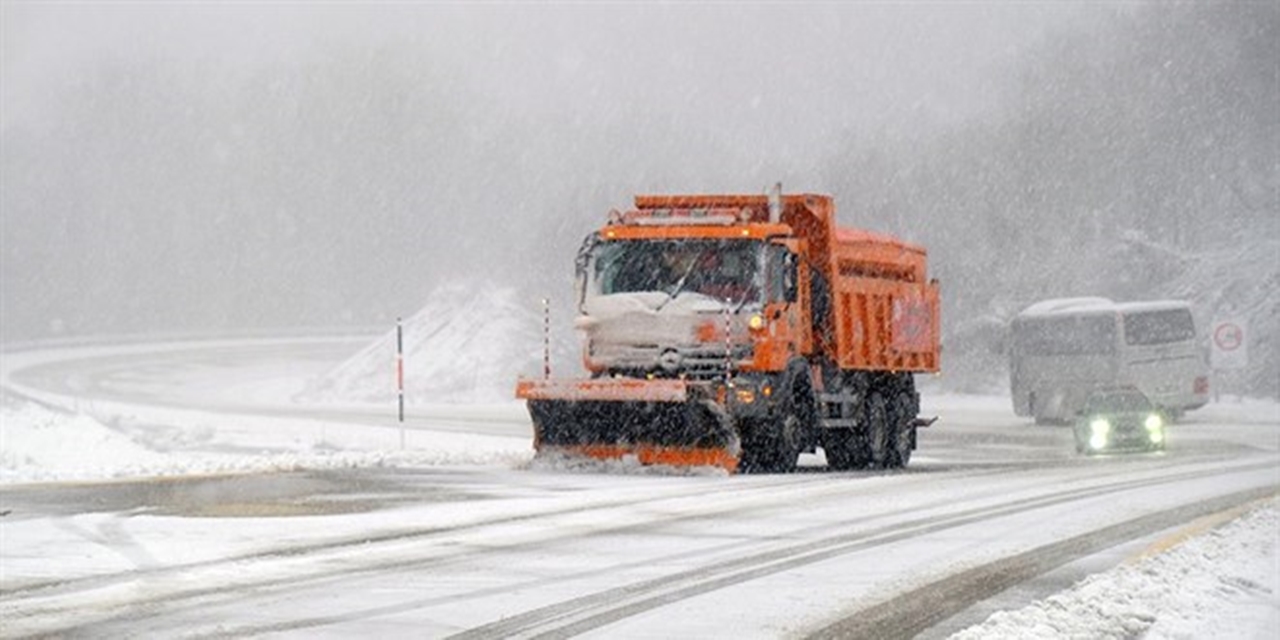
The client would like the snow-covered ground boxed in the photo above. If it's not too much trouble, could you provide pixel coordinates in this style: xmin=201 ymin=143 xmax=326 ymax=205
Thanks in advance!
xmin=0 ymin=399 xmax=531 ymax=485
xmin=952 ymin=499 xmax=1279 ymax=639
xmin=0 ymin=340 xmax=1274 ymax=634
xmin=5 ymin=388 xmax=1274 ymax=637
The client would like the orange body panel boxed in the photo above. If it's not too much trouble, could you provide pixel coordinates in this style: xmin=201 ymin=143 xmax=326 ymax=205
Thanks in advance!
xmin=600 ymin=223 xmax=789 ymax=241
xmin=539 ymin=444 xmax=739 ymax=473
xmin=516 ymin=377 xmax=689 ymax=402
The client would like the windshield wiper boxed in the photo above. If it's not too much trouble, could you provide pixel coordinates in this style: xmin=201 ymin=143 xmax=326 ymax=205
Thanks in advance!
xmin=655 ymin=255 xmax=700 ymax=312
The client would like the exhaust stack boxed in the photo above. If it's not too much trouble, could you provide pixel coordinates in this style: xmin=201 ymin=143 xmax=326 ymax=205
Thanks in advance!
xmin=767 ymin=182 xmax=782 ymax=223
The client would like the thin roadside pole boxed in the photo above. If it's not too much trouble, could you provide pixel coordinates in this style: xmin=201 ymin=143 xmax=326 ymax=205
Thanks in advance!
xmin=724 ymin=298 xmax=732 ymax=388
xmin=397 ymin=317 xmax=405 ymax=449
xmin=543 ymin=298 xmax=551 ymax=379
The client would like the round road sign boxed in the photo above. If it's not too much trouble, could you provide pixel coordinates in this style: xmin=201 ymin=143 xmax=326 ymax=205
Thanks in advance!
xmin=1213 ymin=322 xmax=1243 ymax=351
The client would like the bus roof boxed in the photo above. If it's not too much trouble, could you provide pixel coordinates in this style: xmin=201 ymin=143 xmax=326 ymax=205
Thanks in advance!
xmin=1016 ymin=298 xmax=1192 ymax=319
xmin=1016 ymin=297 xmax=1114 ymax=318
xmin=1113 ymin=300 xmax=1194 ymax=314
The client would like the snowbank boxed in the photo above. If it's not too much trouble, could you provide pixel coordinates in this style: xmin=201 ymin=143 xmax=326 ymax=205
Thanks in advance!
xmin=302 ymin=282 xmax=545 ymax=404
xmin=0 ymin=400 xmax=531 ymax=485
xmin=950 ymin=500 xmax=1280 ymax=639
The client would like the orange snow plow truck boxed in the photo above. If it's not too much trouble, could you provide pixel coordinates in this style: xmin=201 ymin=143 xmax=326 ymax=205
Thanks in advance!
xmin=515 ymin=192 xmax=941 ymax=473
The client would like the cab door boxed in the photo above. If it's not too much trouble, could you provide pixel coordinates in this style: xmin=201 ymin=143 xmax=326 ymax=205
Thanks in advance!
xmin=754 ymin=241 xmax=808 ymax=371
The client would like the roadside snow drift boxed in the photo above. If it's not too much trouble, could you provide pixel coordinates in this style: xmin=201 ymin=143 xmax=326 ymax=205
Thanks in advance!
xmin=0 ymin=400 xmax=531 ymax=485
xmin=951 ymin=500 xmax=1280 ymax=639
xmin=302 ymin=283 xmax=544 ymax=404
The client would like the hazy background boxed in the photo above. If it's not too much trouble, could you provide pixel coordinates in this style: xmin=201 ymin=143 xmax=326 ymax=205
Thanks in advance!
xmin=3 ymin=3 xmax=1276 ymax=394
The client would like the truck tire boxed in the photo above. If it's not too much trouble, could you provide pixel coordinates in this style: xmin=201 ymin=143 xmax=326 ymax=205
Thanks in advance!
xmin=822 ymin=428 xmax=862 ymax=470
xmin=740 ymin=371 xmax=810 ymax=473
xmin=740 ymin=418 xmax=800 ymax=473
xmin=888 ymin=390 xmax=915 ymax=468
xmin=821 ymin=379 xmax=869 ymax=470
xmin=865 ymin=391 xmax=891 ymax=469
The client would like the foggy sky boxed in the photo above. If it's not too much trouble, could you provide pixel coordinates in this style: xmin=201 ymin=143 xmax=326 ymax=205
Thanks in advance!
xmin=3 ymin=3 xmax=1275 ymax=396
xmin=1 ymin=3 xmax=1104 ymax=338
xmin=5 ymin=3 xmax=1096 ymax=144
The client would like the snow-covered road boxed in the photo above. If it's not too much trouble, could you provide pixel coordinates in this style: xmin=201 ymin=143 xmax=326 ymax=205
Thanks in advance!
xmin=2 ymin=338 xmax=1277 ymax=638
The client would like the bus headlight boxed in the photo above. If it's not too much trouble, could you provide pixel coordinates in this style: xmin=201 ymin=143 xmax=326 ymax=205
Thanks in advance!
xmin=1090 ymin=419 xmax=1111 ymax=436
xmin=1144 ymin=414 xmax=1163 ymax=431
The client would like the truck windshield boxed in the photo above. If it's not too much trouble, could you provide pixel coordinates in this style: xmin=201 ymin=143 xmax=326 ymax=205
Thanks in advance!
xmin=590 ymin=239 xmax=763 ymax=303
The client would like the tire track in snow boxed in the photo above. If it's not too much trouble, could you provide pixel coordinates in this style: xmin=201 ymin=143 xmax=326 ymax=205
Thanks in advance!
xmin=803 ymin=488 xmax=1278 ymax=639
xmin=437 ymin=461 xmax=1277 ymax=640
xmin=86 ymin=458 xmax=1272 ymax=639
xmin=10 ymin=458 xmax=1112 ymax=638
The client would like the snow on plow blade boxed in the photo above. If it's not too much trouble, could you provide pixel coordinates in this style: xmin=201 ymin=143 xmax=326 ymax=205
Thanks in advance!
xmin=515 ymin=378 xmax=740 ymax=472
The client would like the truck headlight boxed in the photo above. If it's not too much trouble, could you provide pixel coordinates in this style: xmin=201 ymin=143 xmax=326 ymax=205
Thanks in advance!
xmin=747 ymin=314 xmax=765 ymax=331
xmin=1144 ymin=414 xmax=1163 ymax=431
xmin=1090 ymin=418 xmax=1111 ymax=436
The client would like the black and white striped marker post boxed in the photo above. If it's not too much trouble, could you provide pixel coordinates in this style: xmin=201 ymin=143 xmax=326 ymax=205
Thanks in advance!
xmin=724 ymin=299 xmax=733 ymax=388
xmin=397 ymin=317 xmax=405 ymax=449
xmin=543 ymin=298 xmax=551 ymax=379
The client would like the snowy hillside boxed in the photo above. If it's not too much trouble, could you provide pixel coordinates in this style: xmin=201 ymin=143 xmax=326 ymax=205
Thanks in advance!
xmin=301 ymin=283 xmax=546 ymax=404
xmin=1159 ymin=238 xmax=1280 ymax=398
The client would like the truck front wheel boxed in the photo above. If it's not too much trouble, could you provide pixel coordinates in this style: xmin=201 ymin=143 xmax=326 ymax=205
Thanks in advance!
xmin=740 ymin=369 xmax=816 ymax=473
xmin=822 ymin=428 xmax=864 ymax=470
xmin=739 ymin=416 xmax=801 ymax=473
xmin=821 ymin=379 xmax=868 ymax=470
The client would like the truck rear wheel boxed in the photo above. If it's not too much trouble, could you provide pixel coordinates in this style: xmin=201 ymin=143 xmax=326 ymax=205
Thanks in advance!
xmin=888 ymin=390 xmax=915 ymax=468
xmin=865 ymin=391 xmax=891 ymax=469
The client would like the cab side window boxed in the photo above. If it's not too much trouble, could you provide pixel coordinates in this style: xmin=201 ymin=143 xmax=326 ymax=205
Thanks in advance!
xmin=766 ymin=245 xmax=796 ymax=303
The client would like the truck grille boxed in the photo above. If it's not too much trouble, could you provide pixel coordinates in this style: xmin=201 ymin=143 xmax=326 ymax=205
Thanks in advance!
xmin=593 ymin=343 xmax=754 ymax=380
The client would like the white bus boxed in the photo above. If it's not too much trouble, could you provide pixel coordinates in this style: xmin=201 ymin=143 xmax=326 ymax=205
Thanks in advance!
xmin=1009 ymin=298 xmax=1209 ymax=423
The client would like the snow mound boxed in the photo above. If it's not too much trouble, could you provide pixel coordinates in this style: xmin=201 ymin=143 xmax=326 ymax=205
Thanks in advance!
xmin=0 ymin=401 xmax=533 ymax=485
xmin=950 ymin=500 xmax=1279 ymax=639
xmin=0 ymin=402 xmax=173 ymax=483
xmin=303 ymin=282 xmax=545 ymax=404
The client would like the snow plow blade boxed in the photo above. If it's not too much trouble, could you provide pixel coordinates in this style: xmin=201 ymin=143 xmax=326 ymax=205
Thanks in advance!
xmin=515 ymin=378 xmax=740 ymax=473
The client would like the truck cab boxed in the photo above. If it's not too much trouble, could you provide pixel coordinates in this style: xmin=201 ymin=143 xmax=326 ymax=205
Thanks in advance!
xmin=573 ymin=217 xmax=805 ymax=382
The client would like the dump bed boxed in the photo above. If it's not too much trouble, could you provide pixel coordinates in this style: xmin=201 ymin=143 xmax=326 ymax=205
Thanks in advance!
xmin=825 ymin=226 xmax=940 ymax=373
xmin=759 ymin=194 xmax=940 ymax=374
